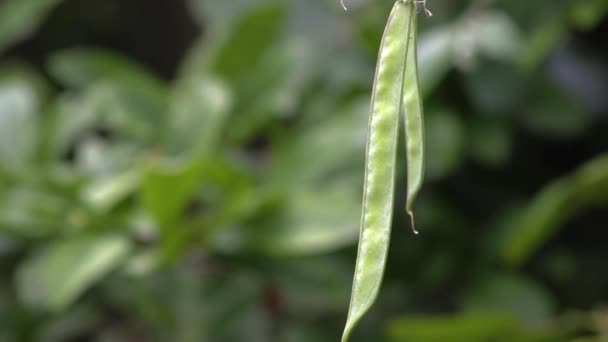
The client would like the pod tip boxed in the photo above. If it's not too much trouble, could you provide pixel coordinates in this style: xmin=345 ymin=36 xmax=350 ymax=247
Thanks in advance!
xmin=407 ymin=211 xmax=420 ymax=235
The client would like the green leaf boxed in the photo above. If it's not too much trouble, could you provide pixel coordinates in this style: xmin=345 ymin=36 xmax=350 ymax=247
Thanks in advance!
xmin=0 ymin=75 xmax=40 ymax=171
xmin=186 ymin=0 xmax=268 ymax=28
xmin=227 ymin=38 xmax=315 ymax=142
xmin=465 ymin=59 xmax=525 ymax=115
xmin=468 ymin=118 xmax=512 ymax=167
xmin=502 ymin=154 xmax=608 ymax=265
xmin=502 ymin=179 xmax=573 ymax=266
xmin=519 ymin=84 xmax=588 ymax=139
xmin=521 ymin=15 xmax=566 ymax=71
xmin=462 ymin=274 xmax=555 ymax=323
xmin=473 ymin=11 xmax=524 ymax=63
xmin=245 ymin=182 xmax=360 ymax=256
xmin=47 ymin=47 xmax=166 ymax=97
xmin=569 ymin=0 xmax=608 ymax=30
xmin=424 ymin=110 xmax=467 ymax=181
xmin=180 ymin=4 xmax=310 ymax=144
xmin=387 ymin=312 xmax=557 ymax=342
xmin=271 ymin=256 xmax=353 ymax=314
xmin=0 ymin=187 xmax=79 ymax=238
xmin=140 ymin=158 xmax=203 ymax=226
xmin=418 ymin=25 xmax=453 ymax=96
xmin=210 ymin=4 xmax=287 ymax=81
xmin=80 ymin=168 xmax=140 ymax=213
xmin=44 ymin=81 xmax=164 ymax=165
xmin=180 ymin=3 xmax=286 ymax=81
xmin=0 ymin=0 xmax=63 ymax=53
xmin=47 ymin=48 xmax=168 ymax=134
xmin=167 ymin=76 xmax=232 ymax=156
xmin=270 ymin=97 xmax=368 ymax=186
xmin=16 ymin=234 xmax=131 ymax=312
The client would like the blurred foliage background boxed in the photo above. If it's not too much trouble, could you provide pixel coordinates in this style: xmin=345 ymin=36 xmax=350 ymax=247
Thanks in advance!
xmin=0 ymin=0 xmax=607 ymax=341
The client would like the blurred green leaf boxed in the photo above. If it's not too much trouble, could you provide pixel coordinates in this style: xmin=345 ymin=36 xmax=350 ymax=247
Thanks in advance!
xmin=140 ymin=158 xmax=203 ymax=227
xmin=465 ymin=59 xmax=526 ymax=115
xmin=270 ymin=97 xmax=368 ymax=186
xmin=36 ymin=305 xmax=101 ymax=342
xmin=181 ymin=2 xmax=287 ymax=80
xmin=424 ymin=109 xmax=467 ymax=181
xmin=0 ymin=63 xmax=50 ymax=102
xmin=521 ymin=15 xmax=566 ymax=71
xmin=16 ymin=234 xmax=131 ymax=312
xmin=105 ymin=268 xmax=266 ymax=341
xmin=463 ymin=274 xmax=555 ymax=323
xmin=246 ymin=182 xmax=360 ymax=256
xmin=519 ymin=82 xmax=588 ymax=139
xmin=569 ymin=0 xmax=608 ymax=30
xmin=387 ymin=312 xmax=557 ymax=342
xmin=227 ymin=38 xmax=315 ymax=142
xmin=47 ymin=48 xmax=168 ymax=133
xmin=0 ymin=75 xmax=40 ymax=171
xmin=167 ymin=76 xmax=232 ymax=156
xmin=502 ymin=154 xmax=608 ymax=265
xmin=0 ymin=187 xmax=78 ymax=238
xmin=210 ymin=4 xmax=286 ymax=81
xmin=179 ymin=3 xmax=294 ymax=145
xmin=474 ymin=11 xmax=524 ymax=63
xmin=187 ymin=0 xmax=267 ymax=28
xmin=272 ymin=257 xmax=352 ymax=315
xmin=47 ymin=47 xmax=166 ymax=99
xmin=205 ymin=187 xmax=282 ymax=247
xmin=469 ymin=118 xmax=512 ymax=167
xmin=418 ymin=25 xmax=453 ymax=96
xmin=43 ymin=79 xmax=166 ymax=170
xmin=80 ymin=168 xmax=140 ymax=213
xmin=503 ymin=178 xmax=574 ymax=266
xmin=0 ymin=0 xmax=62 ymax=53
xmin=419 ymin=10 xmax=522 ymax=97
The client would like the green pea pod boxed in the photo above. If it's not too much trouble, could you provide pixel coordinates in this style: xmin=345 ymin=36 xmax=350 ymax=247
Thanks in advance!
xmin=342 ymin=2 xmax=414 ymax=341
xmin=402 ymin=4 xmax=425 ymax=232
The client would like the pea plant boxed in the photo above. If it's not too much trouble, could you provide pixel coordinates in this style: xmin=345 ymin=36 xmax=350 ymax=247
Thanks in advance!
xmin=342 ymin=1 xmax=428 ymax=340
